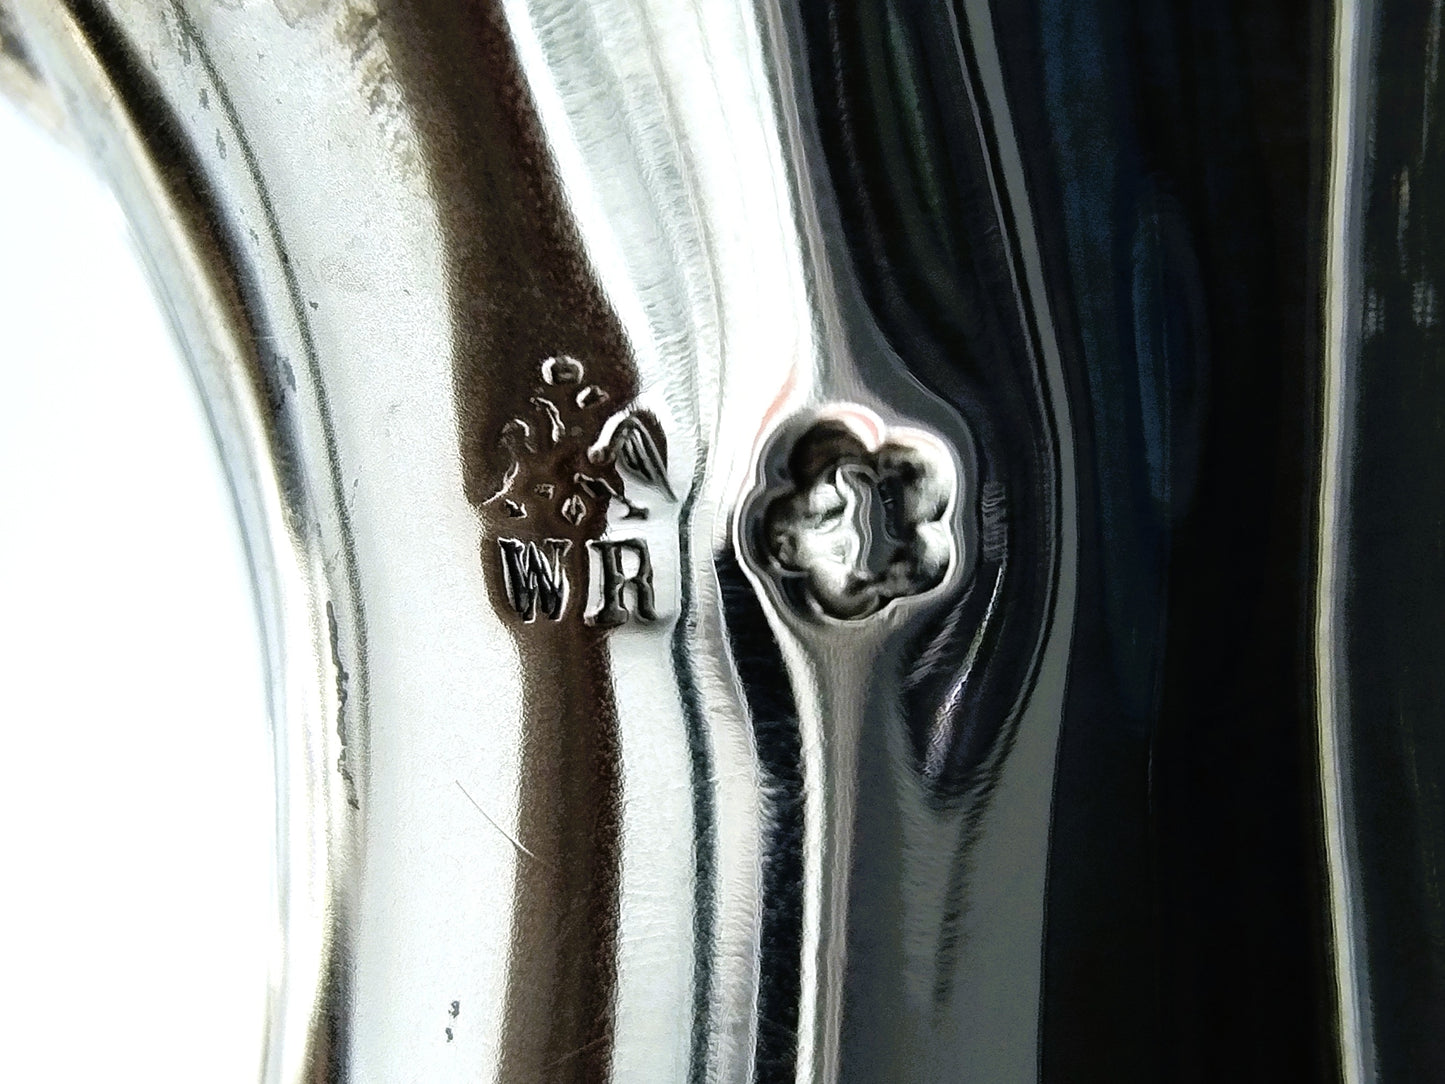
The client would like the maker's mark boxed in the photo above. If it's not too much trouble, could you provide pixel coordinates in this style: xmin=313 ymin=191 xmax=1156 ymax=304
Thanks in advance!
xmin=486 ymin=355 xmax=674 ymax=628
xmin=751 ymin=415 xmax=956 ymax=621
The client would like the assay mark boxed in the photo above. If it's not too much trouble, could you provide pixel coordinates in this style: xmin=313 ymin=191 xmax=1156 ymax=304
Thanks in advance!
xmin=752 ymin=415 xmax=959 ymax=621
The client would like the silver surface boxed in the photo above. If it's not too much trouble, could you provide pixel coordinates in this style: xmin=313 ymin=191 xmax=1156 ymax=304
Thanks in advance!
xmin=11 ymin=0 xmax=1445 ymax=1080
xmin=1 ymin=1 xmax=1073 ymax=1079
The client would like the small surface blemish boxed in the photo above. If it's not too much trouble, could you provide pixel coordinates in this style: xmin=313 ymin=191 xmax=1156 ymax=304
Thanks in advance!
xmin=326 ymin=601 xmax=360 ymax=811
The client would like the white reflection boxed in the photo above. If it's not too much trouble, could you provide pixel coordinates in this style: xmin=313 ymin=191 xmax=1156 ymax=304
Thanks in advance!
xmin=0 ymin=96 xmax=270 ymax=1082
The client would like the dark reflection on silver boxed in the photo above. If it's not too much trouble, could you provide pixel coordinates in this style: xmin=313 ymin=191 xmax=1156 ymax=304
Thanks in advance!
xmin=8 ymin=0 xmax=1445 ymax=1080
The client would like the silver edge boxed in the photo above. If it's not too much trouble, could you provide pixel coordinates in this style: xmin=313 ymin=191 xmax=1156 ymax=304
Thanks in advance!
xmin=1319 ymin=0 xmax=1374 ymax=1079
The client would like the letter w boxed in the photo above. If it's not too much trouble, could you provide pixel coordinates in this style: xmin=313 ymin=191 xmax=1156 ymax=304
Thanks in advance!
xmin=497 ymin=538 xmax=572 ymax=621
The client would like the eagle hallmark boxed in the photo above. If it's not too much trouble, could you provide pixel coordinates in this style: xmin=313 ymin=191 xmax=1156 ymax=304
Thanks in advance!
xmin=487 ymin=356 xmax=673 ymax=626
xmin=484 ymin=354 xmax=673 ymax=525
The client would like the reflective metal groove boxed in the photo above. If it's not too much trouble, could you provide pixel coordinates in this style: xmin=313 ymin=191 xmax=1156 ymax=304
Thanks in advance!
xmin=3 ymin=0 xmax=1444 ymax=1080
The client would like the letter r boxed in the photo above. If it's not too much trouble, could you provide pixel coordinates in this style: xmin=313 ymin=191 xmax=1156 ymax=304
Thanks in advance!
xmin=584 ymin=539 xmax=657 ymax=627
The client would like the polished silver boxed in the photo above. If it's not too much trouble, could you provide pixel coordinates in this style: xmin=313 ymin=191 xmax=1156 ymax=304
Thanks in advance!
xmin=7 ymin=0 xmax=1445 ymax=1081
xmin=0 ymin=3 xmax=1069 ymax=1079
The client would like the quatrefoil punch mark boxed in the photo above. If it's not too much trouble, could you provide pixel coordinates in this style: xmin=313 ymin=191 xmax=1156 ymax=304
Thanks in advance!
xmin=742 ymin=409 xmax=964 ymax=622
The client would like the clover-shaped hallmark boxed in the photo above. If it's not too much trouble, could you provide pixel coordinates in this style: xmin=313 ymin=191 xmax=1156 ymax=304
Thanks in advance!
xmin=752 ymin=416 xmax=956 ymax=621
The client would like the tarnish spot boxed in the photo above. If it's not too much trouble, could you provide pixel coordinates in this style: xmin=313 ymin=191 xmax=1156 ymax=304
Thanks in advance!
xmin=332 ymin=2 xmax=422 ymax=180
xmin=272 ymin=0 xmax=332 ymax=28
xmin=326 ymin=600 xmax=360 ymax=810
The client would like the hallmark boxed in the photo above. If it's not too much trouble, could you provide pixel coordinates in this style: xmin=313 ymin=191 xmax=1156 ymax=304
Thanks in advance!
xmin=485 ymin=355 xmax=674 ymax=527
xmin=488 ymin=355 xmax=675 ymax=626
xmin=497 ymin=537 xmax=571 ymax=622
xmin=584 ymin=539 xmax=657 ymax=627
xmin=498 ymin=536 xmax=659 ymax=626
xmin=745 ymin=412 xmax=959 ymax=621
